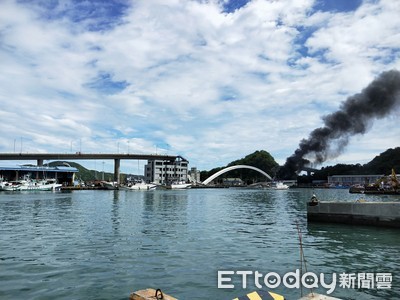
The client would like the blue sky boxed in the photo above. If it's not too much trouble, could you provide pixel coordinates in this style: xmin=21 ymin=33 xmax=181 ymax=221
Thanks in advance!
xmin=1 ymin=0 xmax=399 ymax=174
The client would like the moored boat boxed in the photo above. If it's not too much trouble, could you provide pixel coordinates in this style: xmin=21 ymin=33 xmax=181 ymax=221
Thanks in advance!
xmin=120 ymin=180 xmax=156 ymax=191
xmin=167 ymin=181 xmax=192 ymax=189
xmin=101 ymin=181 xmax=119 ymax=190
xmin=0 ymin=180 xmax=23 ymax=191
xmin=0 ymin=178 xmax=62 ymax=191
xmin=272 ymin=182 xmax=289 ymax=190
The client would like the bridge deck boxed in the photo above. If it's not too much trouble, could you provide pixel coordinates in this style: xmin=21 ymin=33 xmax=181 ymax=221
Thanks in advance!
xmin=0 ymin=153 xmax=183 ymax=161
xmin=0 ymin=153 xmax=186 ymax=185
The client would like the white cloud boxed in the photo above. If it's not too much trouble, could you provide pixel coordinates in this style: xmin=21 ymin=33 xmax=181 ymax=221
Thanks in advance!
xmin=0 ymin=0 xmax=399 ymax=173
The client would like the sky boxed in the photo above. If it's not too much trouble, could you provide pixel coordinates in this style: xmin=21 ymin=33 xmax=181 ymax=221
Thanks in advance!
xmin=0 ymin=0 xmax=399 ymax=174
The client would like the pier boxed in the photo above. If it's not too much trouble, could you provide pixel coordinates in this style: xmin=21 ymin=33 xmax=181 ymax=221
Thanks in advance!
xmin=0 ymin=153 xmax=186 ymax=184
xmin=307 ymin=201 xmax=400 ymax=228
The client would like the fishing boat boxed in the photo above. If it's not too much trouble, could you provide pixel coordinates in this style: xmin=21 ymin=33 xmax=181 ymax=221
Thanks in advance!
xmin=101 ymin=181 xmax=119 ymax=190
xmin=272 ymin=182 xmax=289 ymax=190
xmin=0 ymin=180 xmax=23 ymax=191
xmin=167 ymin=181 xmax=192 ymax=189
xmin=120 ymin=180 xmax=156 ymax=191
xmin=0 ymin=178 xmax=62 ymax=191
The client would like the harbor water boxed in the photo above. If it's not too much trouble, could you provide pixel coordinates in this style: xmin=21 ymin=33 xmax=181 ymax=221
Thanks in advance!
xmin=0 ymin=188 xmax=399 ymax=299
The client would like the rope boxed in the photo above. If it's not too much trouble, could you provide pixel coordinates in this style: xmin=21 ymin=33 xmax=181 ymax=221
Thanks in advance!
xmin=155 ymin=289 xmax=164 ymax=299
xmin=296 ymin=221 xmax=313 ymax=298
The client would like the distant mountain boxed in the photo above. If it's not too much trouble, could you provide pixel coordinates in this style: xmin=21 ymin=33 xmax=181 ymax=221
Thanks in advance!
xmin=363 ymin=147 xmax=400 ymax=174
xmin=48 ymin=161 xmax=121 ymax=182
xmin=300 ymin=147 xmax=400 ymax=183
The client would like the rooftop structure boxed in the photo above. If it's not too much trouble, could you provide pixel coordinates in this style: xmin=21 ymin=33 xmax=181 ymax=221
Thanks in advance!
xmin=0 ymin=165 xmax=78 ymax=186
xmin=144 ymin=157 xmax=189 ymax=185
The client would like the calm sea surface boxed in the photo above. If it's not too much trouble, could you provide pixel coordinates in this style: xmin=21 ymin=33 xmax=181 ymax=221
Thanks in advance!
xmin=0 ymin=188 xmax=399 ymax=300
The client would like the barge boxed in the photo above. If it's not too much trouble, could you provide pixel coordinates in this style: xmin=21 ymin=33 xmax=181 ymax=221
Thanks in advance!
xmin=307 ymin=196 xmax=400 ymax=228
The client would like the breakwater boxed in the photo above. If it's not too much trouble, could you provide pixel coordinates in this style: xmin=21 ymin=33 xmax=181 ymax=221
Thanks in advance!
xmin=308 ymin=201 xmax=400 ymax=227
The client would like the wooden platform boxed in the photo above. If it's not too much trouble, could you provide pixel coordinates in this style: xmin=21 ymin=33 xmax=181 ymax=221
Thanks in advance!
xmin=130 ymin=288 xmax=177 ymax=300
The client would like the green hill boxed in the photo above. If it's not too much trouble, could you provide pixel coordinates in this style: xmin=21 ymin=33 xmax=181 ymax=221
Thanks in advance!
xmin=200 ymin=147 xmax=400 ymax=184
xmin=314 ymin=147 xmax=400 ymax=177
xmin=298 ymin=147 xmax=400 ymax=184
xmin=48 ymin=161 xmax=123 ymax=182
xmin=200 ymin=150 xmax=279 ymax=183
xmin=363 ymin=147 xmax=400 ymax=174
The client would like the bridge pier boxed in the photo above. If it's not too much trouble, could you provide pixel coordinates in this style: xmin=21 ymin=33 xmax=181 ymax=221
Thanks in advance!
xmin=37 ymin=159 xmax=43 ymax=167
xmin=114 ymin=159 xmax=120 ymax=184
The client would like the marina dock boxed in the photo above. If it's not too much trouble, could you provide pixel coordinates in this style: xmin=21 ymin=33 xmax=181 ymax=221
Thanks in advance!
xmin=307 ymin=201 xmax=400 ymax=228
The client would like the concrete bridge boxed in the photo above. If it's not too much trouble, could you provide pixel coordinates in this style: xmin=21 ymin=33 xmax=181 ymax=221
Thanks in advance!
xmin=202 ymin=165 xmax=272 ymax=185
xmin=0 ymin=153 xmax=185 ymax=184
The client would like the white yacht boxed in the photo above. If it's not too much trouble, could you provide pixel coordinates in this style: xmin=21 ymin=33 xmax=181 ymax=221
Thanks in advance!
xmin=167 ymin=181 xmax=192 ymax=189
xmin=272 ymin=182 xmax=289 ymax=190
xmin=0 ymin=178 xmax=62 ymax=191
xmin=120 ymin=180 xmax=157 ymax=191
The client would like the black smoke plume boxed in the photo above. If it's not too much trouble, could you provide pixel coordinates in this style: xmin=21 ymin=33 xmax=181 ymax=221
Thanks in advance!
xmin=279 ymin=69 xmax=400 ymax=179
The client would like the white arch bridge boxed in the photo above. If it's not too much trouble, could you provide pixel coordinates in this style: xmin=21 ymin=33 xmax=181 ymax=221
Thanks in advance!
xmin=202 ymin=165 xmax=273 ymax=185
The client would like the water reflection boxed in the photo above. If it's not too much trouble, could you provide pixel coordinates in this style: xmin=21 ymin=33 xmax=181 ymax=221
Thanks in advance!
xmin=0 ymin=188 xmax=399 ymax=300
xmin=305 ymin=222 xmax=400 ymax=299
xmin=112 ymin=190 xmax=120 ymax=234
xmin=140 ymin=191 xmax=189 ymax=243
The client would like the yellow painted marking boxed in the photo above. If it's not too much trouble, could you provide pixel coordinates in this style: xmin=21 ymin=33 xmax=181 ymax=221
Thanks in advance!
xmin=269 ymin=291 xmax=285 ymax=300
xmin=247 ymin=291 xmax=263 ymax=300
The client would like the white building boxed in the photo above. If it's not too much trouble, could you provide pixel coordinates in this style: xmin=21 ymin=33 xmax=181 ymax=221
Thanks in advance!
xmin=145 ymin=157 xmax=189 ymax=184
xmin=188 ymin=167 xmax=201 ymax=184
